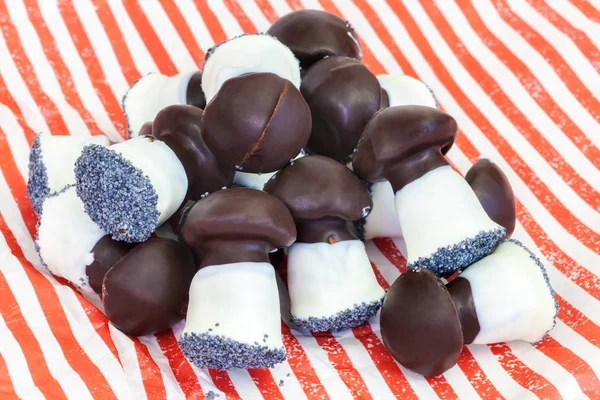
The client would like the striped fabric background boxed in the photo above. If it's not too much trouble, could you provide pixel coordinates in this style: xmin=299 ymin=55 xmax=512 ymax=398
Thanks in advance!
xmin=0 ymin=0 xmax=598 ymax=398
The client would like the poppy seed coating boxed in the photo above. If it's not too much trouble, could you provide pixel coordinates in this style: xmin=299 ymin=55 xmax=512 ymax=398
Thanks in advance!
xmin=292 ymin=296 xmax=384 ymax=332
xmin=27 ymin=134 xmax=49 ymax=215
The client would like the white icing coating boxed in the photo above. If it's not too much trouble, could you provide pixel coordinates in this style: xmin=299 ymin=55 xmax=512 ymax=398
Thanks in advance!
xmin=110 ymin=136 xmax=187 ymax=225
xmin=39 ymin=133 xmax=110 ymax=193
xmin=287 ymin=240 xmax=385 ymax=319
xmin=234 ymin=152 xmax=305 ymax=190
xmin=364 ymin=180 xmax=402 ymax=240
xmin=377 ymin=74 xmax=437 ymax=109
xmin=124 ymin=72 xmax=195 ymax=137
xmin=36 ymin=186 xmax=104 ymax=293
xmin=460 ymin=241 xmax=556 ymax=344
xmin=182 ymin=262 xmax=284 ymax=350
xmin=202 ymin=34 xmax=301 ymax=103
xmin=395 ymin=166 xmax=501 ymax=263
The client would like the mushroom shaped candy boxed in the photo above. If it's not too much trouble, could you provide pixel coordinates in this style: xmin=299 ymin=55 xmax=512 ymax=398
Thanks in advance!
xmin=27 ymin=133 xmax=110 ymax=215
xmin=202 ymin=73 xmax=311 ymax=173
xmin=179 ymin=188 xmax=295 ymax=370
xmin=381 ymin=240 xmax=557 ymax=376
xmin=267 ymin=10 xmax=362 ymax=71
xmin=35 ymin=186 xmax=135 ymax=294
xmin=353 ymin=106 xmax=505 ymax=277
xmin=202 ymin=33 xmax=301 ymax=103
xmin=123 ymin=71 xmax=204 ymax=138
xmin=265 ymin=156 xmax=385 ymax=332
xmin=377 ymin=74 xmax=437 ymax=109
xmin=301 ymin=56 xmax=381 ymax=162
xmin=233 ymin=152 xmax=305 ymax=190
xmin=153 ymin=105 xmax=235 ymax=199
xmin=103 ymin=238 xmax=196 ymax=336
xmin=75 ymin=135 xmax=188 ymax=242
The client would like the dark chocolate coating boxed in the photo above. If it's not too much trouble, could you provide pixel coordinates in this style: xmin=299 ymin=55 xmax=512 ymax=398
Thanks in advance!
xmin=102 ymin=238 xmax=196 ymax=336
xmin=381 ymin=269 xmax=463 ymax=377
xmin=446 ymin=277 xmax=480 ymax=345
xmin=186 ymin=71 xmax=206 ymax=109
xmin=201 ymin=73 xmax=311 ymax=173
xmin=269 ymin=248 xmax=285 ymax=269
xmin=181 ymin=188 xmax=296 ymax=268
xmin=86 ymin=236 xmax=137 ymax=295
xmin=138 ymin=122 xmax=153 ymax=137
xmin=153 ymin=105 xmax=235 ymax=199
xmin=295 ymin=218 xmax=359 ymax=244
xmin=353 ymin=105 xmax=458 ymax=191
xmin=301 ymin=57 xmax=381 ymax=161
xmin=267 ymin=10 xmax=361 ymax=71
xmin=466 ymin=159 xmax=516 ymax=238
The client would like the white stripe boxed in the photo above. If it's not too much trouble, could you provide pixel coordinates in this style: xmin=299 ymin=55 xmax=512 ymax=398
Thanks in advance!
xmin=265 ymin=358 xmax=309 ymax=400
xmin=137 ymin=335 xmax=186 ymax=400
xmin=104 ymin=0 xmax=159 ymax=74
xmin=541 ymin=0 xmax=600 ymax=53
xmin=436 ymin=0 xmax=600 ymax=186
xmin=403 ymin=0 xmax=600 ymax=231
xmin=237 ymin=0 xmax=271 ymax=31
xmin=267 ymin=0 xmax=294 ymax=17
xmin=0 ymin=314 xmax=45 ymax=400
xmin=206 ymin=0 xmax=244 ymax=38
xmin=0 ymin=105 xmax=34 ymax=179
xmin=109 ymin=325 xmax=148 ymax=399
xmin=507 ymin=0 xmax=600 ymax=92
xmin=551 ymin=321 xmax=600 ymax=379
xmin=471 ymin=0 xmax=600 ymax=146
xmin=441 ymin=364 xmax=484 ymax=400
xmin=508 ymin=341 xmax=586 ymax=400
xmin=137 ymin=0 xmax=197 ymax=71
xmin=176 ymin=1 xmax=217 ymax=51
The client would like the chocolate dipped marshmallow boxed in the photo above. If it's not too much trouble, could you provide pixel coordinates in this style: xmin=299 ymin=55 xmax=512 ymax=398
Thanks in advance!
xmin=378 ymin=74 xmax=437 ymax=109
xmin=123 ymin=71 xmax=204 ymax=138
xmin=153 ymin=105 xmax=235 ymax=199
xmin=267 ymin=10 xmax=362 ymax=71
xmin=301 ymin=56 xmax=381 ymax=162
xmin=179 ymin=188 xmax=296 ymax=369
xmin=265 ymin=156 xmax=385 ymax=332
xmin=27 ymin=133 xmax=110 ymax=215
xmin=201 ymin=73 xmax=311 ymax=174
xmin=35 ymin=185 xmax=135 ymax=294
xmin=353 ymin=106 xmax=505 ymax=277
xmin=202 ymin=33 xmax=301 ymax=103
xmin=75 ymin=135 xmax=188 ymax=242
xmin=381 ymin=240 xmax=557 ymax=376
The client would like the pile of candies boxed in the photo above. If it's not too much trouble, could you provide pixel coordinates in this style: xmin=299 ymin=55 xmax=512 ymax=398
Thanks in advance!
xmin=27 ymin=9 xmax=557 ymax=376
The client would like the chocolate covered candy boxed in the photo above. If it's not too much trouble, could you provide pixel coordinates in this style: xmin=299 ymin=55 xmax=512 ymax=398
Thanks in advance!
xmin=103 ymin=238 xmax=196 ymax=336
xmin=179 ymin=188 xmax=295 ymax=369
xmin=301 ymin=56 xmax=381 ymax=161
xmin=75 ymin=136 xmax=188 ymax=242
xmin=265 ymin=156 xmax=385 ymax=332
xmin=267 ymin=10 xmax=362 ymax=71
xmin=381 ymin=240 xmax=557 ymax=376
xmin=353 ymin=106 xmax=505 ymax=277
xmin=377 ymin=74 xmax=437 ymax=109
xmin=233 ymin=152 xmax=305 ymax=190
xmin=123 ymin=71 xmax=204 ymax=138
xmin=202 ymin=73 xmax=311 ymax=173
xmin=202 ymin=33 xmax=301 ymax=103
xmin=27 ymin=133 xmax=110 ymax=215
xmin=153 ymin=105 xmax=234 ymax=199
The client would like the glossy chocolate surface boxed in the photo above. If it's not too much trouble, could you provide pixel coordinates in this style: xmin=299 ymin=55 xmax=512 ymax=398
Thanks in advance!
xmin=153 ymin=105 xmax=235 ymax=199
xmin=138 ymin=122 xmax=153 ymax=137
xmin=381 ymin=269 xmax=463 ymax=377
xmin=353 ymin=105 xmax=458 ymax=191
xmin=186 ymin=71 xmax=206 ymax=109
xmin=201 ymin=73 xmax=311 ymax=173
xmin=466 ymin=159 xmax=516 ymax=238
xmin=181 ymin=188 xmax=296 ymax=268
xmin=447 ymin=277 xmax=480 ymax=345
xmin=269 ymin=248 xmax=285 ymax=269
xmin=267 ymin=10 xmax=362 ymax=71
xmin=86 ymin=236 xmax=137 ymax=295
xmin=301 ymin=56 xmax=381 ymax=161
xmin=103 ymin=238 xmax=196 ymax=336
xmin=294 ymin=218 xmax=359 ymax=244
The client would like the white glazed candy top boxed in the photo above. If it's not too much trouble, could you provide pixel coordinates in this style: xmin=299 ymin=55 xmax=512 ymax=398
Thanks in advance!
xmin=36 ymin=186 xmax=105 ymax=293
xmin=202 ymin=34 xmax=301 ymax=103
xmin=377 ymin=74 xmax=437 ymax=109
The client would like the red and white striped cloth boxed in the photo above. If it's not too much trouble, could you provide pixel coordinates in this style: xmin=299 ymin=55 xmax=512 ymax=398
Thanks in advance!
xmin=0 ymin=0 xmax=598 ymax=398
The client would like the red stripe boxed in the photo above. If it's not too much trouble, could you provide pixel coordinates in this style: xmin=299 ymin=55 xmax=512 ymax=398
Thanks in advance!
xmin=193 ymin=0 xmax=227 ymax=43
xmin=536 ymin=335 xmax=600 ymax=398
xmin=0 ymin=268 xmax=67 ymax=399
xmin=455 ymin=0 xmax=600 ymax=171
xmin=0 ymin=3 xmax=70 ymax=135
xmin=372 ymin=238 xmax=407 ymax=273
xmin=570 ymin=0 xmax=600 ymax=23
xmin=122 ymin=0 xmax=178 ymax=75
xmin=0 ymin=215 xmax=118 ymax=399
xmin=0 ymin=354 xmax=19 ymax=400
xmin=208 ymin=369 xmax=240 ymax=400
xmin=286 ymin=0 xmax=303 ymax=11
xmin=455 ymin=348 xmax=506 ymax=400
xmin=418 ymin=0 xmax=600 ymax=208
xmin=131 ymin=338 xmax=168 ymax=400
xmin=247 ymin=369 xmax=285 ymax=400
xmin=529 ymin=0 xmax=600 ymax=74
xmin=556 ymin=297 xmax=600 ymax=349
xmin=492 ymin=0 xmax=600 ymax=126
xmin=225 ymin=0 xmax=257 ymax=33
xmin=51 ymin=0 xmax=127 ymax=138
xmin=254 ymin=0 xmax=278 ymax=24
xmin=370 ymin=261 xmax=389 ymax=289
xmin=0 ymin=75 xmax=37 ymax=144
xmin=157 ymin=0 xmax=206 ymax=66
xmin=90 ymin=0 xmax=141 ymax=84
